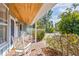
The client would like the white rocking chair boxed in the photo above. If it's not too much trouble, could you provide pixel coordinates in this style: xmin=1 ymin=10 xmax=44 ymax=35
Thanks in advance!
xmin=12 ymin=35 xmax=32 ymax=56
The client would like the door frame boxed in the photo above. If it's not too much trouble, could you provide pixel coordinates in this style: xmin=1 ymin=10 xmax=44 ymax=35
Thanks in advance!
xmin=9 ymin=16 xmax=16 ymax=45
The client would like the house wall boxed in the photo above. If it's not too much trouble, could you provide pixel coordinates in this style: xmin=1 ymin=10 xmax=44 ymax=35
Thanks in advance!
xmin=0 ymin=4 xmax=22 ymax=55
xmin=0 ymin=3 xmax=9 ymax=56
xmin=3 ymin=16 xmax=22 ymax=56
xmin=14 ymin=20 xmax=19 ymax=38
xmin=0 ymin=3 xmax=33 ymax=55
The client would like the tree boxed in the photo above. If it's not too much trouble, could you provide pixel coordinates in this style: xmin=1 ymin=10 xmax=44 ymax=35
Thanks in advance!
xmin=57 ymin=4 xmax=79 ymax=35
xmin=37 ymin=9 xmax=54 ymax=33
xmin=72 ymin=4 xmax=79 ymax=10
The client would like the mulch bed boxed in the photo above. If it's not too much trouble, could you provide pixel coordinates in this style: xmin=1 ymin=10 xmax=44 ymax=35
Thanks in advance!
xmin=42 ymin=47 xmax=63 ymax=56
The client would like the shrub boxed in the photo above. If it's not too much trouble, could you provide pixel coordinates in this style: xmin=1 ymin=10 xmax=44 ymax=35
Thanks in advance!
xmin=44 ymin=35 xmax=61 ymax=50
xmin=66 ymin=34 xmax=79 ymax=45
xmin=42 ymin=47 xmax=62 ymax=56
xmin=32 ymin=29 xmax=45 ymax=42
xmin=48 ymin=27 xmax=54 ymax=33
xmin=44 ymin=33 xmax=79 ymax=55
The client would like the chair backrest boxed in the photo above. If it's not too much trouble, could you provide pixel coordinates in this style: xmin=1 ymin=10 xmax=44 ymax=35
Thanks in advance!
xmin=12 ymin=34 xmax=33 ymax=50
xmin=13 ymin=37 xmax=20 ymax=49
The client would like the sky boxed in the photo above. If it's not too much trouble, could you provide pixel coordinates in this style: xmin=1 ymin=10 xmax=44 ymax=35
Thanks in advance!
xmin=51 ymin=3 xmax=79 ymax=27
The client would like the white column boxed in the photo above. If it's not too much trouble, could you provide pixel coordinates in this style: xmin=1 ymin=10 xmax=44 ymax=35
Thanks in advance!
xmin=7 ymin=15 xmax=11 ymax=50
xmin=35 ymin=21 xmax=37 ymax=43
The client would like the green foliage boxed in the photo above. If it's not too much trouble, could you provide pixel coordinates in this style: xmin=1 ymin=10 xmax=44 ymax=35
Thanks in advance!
xmin=57 ymin=8 xmax=79 ymax=35
xmin=37 ymin=10 xmax=54 ymax=33
xmin=44 ymin=35 xmax=62 ymax=50
xmin=72 ymin=4 xmax=79 ymax=9
xmin=45 ymin=36 xmax=55 ymax=48
xmin=32 ymin=29 xmax=45 ymax=42
xmin=44 ymin=34 xmax=79 ymax=55
xmin=47 ymin=27 xmax=54 ymax=33
xmin=67 ymin=34 xmax=78 ymax=45
xmin=37 ymin=20 xmax=44 ymax=29
xmin=37 ymin=29 xmax=45 ymax=41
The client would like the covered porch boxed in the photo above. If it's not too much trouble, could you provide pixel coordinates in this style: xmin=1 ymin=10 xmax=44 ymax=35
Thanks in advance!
xmin=0 ymin=3 xmax=55 ymax=56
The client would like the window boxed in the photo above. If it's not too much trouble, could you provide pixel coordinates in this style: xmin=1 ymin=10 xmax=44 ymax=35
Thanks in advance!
xmin=0 ymin=4 xmax=8 ymax=22
xmin=0 ymin=25 xmax=7 ymax=44
xmin=0 ymin=4 xmax=8 ymax=44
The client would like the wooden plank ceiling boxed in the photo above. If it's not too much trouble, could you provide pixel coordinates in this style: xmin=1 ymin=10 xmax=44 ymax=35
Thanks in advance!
xmin=6 ymin=3 xmax=43 ymax=24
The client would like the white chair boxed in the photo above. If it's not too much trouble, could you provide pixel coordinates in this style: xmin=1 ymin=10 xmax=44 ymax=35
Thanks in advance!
xmin=12 ymin=36 xmax=32 ymax=56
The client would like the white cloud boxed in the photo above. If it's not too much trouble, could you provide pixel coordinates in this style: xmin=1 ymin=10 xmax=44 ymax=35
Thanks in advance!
xmin=53 ymin=3 xmax=72 ymax=9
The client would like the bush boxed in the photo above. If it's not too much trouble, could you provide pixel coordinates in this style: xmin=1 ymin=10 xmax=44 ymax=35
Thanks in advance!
xmin=42 ymin=47 xmax=62 ymax=56
xmin=44 ymin=33 xmax=79 ymax=55
xmin=65 ymin=34 xmax=79 ymax=45
xmin=47 ymin=27 xmax=54 ymax=33
xmin=44 ymin=35 xmax=61 ymax=50
xmin=32 ymin=29 xmax=45 ymax=42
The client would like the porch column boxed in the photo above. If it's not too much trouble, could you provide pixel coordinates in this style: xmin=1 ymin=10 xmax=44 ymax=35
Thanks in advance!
xmin=35 ymin=21 xmax=37 ymax=43
xmin=7 ymin=15 xmax=11 ymax=51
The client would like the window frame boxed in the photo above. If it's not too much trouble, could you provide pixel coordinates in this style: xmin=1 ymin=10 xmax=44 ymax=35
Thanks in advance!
xmin=0 ymin=4 xmax=9 ymax=46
